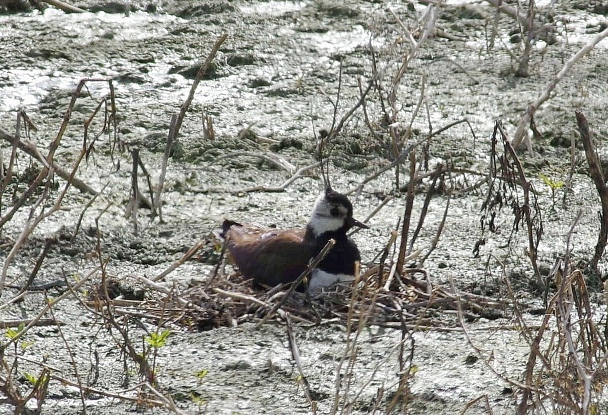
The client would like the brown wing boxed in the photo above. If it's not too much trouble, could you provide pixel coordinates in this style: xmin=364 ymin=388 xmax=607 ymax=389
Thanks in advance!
xmin=225 ymin=226 xmax=314 ymax=286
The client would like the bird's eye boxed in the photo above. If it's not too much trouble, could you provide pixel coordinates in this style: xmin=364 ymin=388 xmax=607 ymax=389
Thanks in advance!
xmin=330 ymin=207 xmax=340 ymax=217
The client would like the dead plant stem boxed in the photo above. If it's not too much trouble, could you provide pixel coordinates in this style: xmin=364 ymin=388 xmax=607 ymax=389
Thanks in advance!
xmin=0 ymin=128 xmax=98 ymax=195
xmin=286 ymin=314 xmax=316 ymax=411
xmin=199 ymin=161 xmax=322 ymax=193
xmin=153 ymin=114 xmax=177 ymax=221
xmin=45 ymin=292 xmax=88 ymax=414
xmin=174 ymin=34 xmax=228 ymax=138
xmin=512 ymin=27 xmax=608 ymax=148
xmin=396 ymin=152 xmax=416 ymax=274
xmin=72 ymin=183 xmax=109 ymax=241
xmin=576 ymin=111 xmax=608 ymax=271
xmin=153 ymin=240 xmax=207 ymax=281
xmin=0 ymin=266 xmax=97 ymax=352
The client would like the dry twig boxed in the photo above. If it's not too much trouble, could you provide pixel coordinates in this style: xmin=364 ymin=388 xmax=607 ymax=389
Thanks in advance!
xmin=576 ymin=111 xmax=608 ymax=272
xmin=511 ymin=27 xmax=608 ymax=149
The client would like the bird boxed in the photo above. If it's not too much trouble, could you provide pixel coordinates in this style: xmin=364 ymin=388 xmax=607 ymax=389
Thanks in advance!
xmin=220 ymin=187 xmax=368 ymax=290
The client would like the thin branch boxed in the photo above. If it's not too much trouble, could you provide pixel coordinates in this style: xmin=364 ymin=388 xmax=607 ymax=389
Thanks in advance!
xmin=198 ymin=161 xmax=321 ymax=193
xmin=0 ymin=127 xmax=98 ymax=195
xmin=215 ymin=151 xmax=296 ymax=174
xmin=153 ymin=241 xmax=207 ymax=282
xmin=174 ymin=34 xmax=228 ymax=138
xmin=576 ymin=111 xmax=608 ymax=271
xmin=40 ymin=0 xmax=87 ymax=13
xmin=286 ymin=314 xmax=315 ymax=408
xmin=512 ymin=27 xmax=608 ymax=148
xmin=0 ymin=319 xmax=64 ymax=328
xmin=0 ymin=266 xmax=96 ymax=351
xmin=153 ymin=114 xmax=177 ymax=221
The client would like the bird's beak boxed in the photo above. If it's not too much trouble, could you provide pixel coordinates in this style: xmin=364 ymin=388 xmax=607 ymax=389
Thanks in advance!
xmin=347 ymin=217 xmax=369 ymax=229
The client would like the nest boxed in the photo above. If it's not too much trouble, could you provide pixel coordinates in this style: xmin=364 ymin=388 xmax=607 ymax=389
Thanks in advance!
xmin=90 ymin=264 xmax=507 ymax=332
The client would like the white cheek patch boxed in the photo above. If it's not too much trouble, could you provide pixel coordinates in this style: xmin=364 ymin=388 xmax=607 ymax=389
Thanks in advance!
xmin=308 ymin=192 xmax=350 ymax=237
xmin=309 ymin=269 xmax=354 ymax=291
xmin=309 ymin=214 xmax=343 ymax=236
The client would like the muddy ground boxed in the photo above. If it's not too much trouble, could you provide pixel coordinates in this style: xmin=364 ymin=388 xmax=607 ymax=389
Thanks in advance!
xmin=1 ymin=0 xmax=608 ymax=414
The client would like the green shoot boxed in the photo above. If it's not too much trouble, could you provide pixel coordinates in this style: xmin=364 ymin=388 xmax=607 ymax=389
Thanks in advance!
xmin=143 ymin=329 xmax=171 ymax=385
xmin=190 ymin=393 xmax=207 ymax=406
xmin=539 ymin=173 xmax=565 ymax=208
xmin=196 ymin=369 xmax=209 ymax=382
xmin=5 ymin=323 xmax=26 ymax=340
xmin=145 ymin=330 xmax=171 ymax=349
xmin=20 ymin=340 xmax=35 ymax=350
xmin=23 ymin=372 xmax=38 ymax=386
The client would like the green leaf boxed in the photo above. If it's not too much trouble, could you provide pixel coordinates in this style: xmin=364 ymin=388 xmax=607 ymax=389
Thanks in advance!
xmin=190 ymin=393 xmax=206 ymax=406
xmin=6 ymin=323 xmax=25 ymax=340
xmin=539 ymin=173 xmax=564 ymax=190
xmin=23 ymin=372 xmax=38 ymax=386
xmin=145 ymin=329 xmax=171 ymax=349
xmin=20 ymin=340 xmax=35 ymax=350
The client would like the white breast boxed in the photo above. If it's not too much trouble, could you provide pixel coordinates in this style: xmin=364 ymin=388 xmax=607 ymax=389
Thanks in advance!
xmin=309 ymin=269 xmax=354 ymax=291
